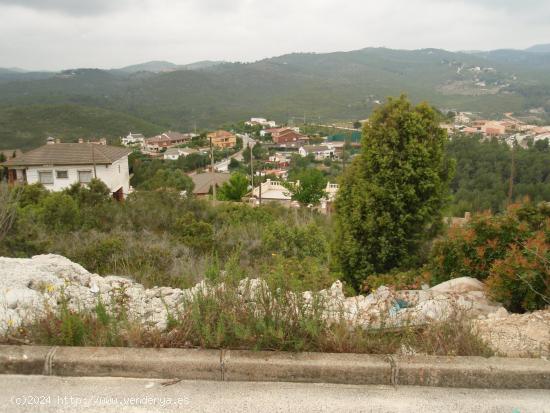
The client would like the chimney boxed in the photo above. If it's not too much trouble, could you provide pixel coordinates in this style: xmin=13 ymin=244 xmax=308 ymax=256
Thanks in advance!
xmin=55 ymin=138 xmax=61 ymax=144
xmin=78 ymin=138 xmax=84 ymax=144
xmin=46 ymin=137 xmax=55 ymax=145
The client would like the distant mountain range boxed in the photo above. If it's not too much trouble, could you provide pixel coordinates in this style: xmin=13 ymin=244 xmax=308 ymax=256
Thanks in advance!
xmin=1 ymin=45 xmax=550 ymax=149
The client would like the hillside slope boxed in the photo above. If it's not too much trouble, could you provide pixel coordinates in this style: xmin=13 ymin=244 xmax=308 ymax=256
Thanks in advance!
xmin=0 ymin=47 xmax=549 ymax=137
xmin=0 ymin=104 xmax=163 ymax=150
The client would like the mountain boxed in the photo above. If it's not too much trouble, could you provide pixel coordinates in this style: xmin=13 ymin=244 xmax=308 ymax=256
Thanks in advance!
xmin=117 ymin=61 xmax=180 ymax=73
xmin=117 ymin=60 xmax=225 ymax=73
xmin=525 ymin=44 xmax=550 ymax=53
xmin=181 ymin=60 xmax=225 ymax=70
xmin=1 ymin=46 xmax=550 ymax=149
xmin=0 ymin=104 xmax=163 ymax=149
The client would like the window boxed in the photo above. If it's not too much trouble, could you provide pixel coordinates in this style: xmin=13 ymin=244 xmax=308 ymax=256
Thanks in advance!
xmin=38 ymin=171 xmax=53 ymax=185
xmin=56 ymin=170 xmax=68 ymax=179
xmin=78 ymin=170 xmax=92 ymax=184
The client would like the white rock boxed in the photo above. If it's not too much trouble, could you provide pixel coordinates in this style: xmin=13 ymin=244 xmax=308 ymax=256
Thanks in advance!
xmin=430 ymin=277 xmax=485 ymax=294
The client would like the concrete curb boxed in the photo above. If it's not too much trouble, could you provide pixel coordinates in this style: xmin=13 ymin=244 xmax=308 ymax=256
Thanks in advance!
xmin=0 ymin=345 xmax=549 ymax=389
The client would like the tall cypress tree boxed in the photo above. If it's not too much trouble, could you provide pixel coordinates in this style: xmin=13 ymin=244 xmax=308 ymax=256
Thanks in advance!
xmin=334 ymin=96 xmax=454 ymax=290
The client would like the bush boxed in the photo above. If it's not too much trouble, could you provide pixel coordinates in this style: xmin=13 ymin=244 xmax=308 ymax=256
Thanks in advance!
xmin=429 ymin=202 xmax=550 ymax=312
xmin=39 ymin=192 xmax=80 ymax=231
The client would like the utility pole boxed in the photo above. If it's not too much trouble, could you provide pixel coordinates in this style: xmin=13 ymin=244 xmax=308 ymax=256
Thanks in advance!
xmin=507 ymin=137 xmax=516 ymax=206
xmin=258 ymin=159 xmax=262 ymax=205
xmin=249 ymin=142 xmax=255 ymax=204
xmin=210 ymin=136 xmax=216 ymax=201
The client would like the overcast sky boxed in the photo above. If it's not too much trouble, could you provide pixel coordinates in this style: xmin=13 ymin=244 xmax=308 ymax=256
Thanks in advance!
xmin=0 ymin=0 xmax=549 ymax=71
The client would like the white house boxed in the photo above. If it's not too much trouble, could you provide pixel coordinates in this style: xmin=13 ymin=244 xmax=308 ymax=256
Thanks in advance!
xmin=246 ymin=118 xmax=277 ymax=128
xmin=121 ymin=132 xmax=145 ymax=147
xmin=299 ymin=145 xmax=335 ymax=160
xmin=163 ymin=147 xmax=198 ymax=160
xmin=3 ymin=142 xmax=132 ymax=200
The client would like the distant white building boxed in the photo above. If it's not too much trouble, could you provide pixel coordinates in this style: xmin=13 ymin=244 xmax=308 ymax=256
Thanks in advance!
xmin=298 ymin=145 xmax=335 ymax=160
xmin=3 ymin=142 xmax=132 ymax=200
xmin=121 ymin=132 xmax=145 ymax=147
xmin=163 ymin=147 xmax=199 ymax=160
xmin=246 ymin=118 xmax=277 ymax=128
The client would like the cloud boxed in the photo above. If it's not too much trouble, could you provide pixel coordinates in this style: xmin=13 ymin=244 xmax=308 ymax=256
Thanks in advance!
xmin=0 ymin=0 xmax=549 ymax=70
xmin=0 ymin=0 xmax=139 ymax=16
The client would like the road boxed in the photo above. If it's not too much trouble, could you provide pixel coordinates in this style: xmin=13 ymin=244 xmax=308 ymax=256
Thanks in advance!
xmin=214 ymin=134 xmax=255 ymax=172
xmin=0 ymin=375 xmax=548 ymax=413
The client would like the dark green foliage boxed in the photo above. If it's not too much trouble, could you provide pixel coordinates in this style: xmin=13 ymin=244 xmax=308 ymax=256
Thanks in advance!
xmin=218 ymin=173 xmax=249 ymax=201
xmin=0 ymin=104 xmax=163 ymax=150
xmin=335 ymin=96 xmax=454 ymax=290
xmin=285 ymin=168 xmax=327 ymax=206
xmin=446 ymin=134 xmax=550 ymax=215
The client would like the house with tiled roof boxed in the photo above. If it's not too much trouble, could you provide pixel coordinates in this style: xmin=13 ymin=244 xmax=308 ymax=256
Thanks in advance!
xmin=2 ymin=141 xmax=132 ymax=199
xmin=207 ymin=130 xmax=237 ymax=149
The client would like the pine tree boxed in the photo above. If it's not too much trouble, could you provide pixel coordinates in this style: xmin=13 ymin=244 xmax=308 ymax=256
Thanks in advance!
xmin=334 ymin=96 xmax=454 ymax=290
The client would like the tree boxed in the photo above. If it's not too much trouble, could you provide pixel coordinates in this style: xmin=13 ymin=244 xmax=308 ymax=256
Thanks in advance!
xmin=142 ymin=169 xmax=194 ymax=193
xmin=0 ymin=153 xmax=5 ymax=163
xmin=285 ymin=168 xmax=327 ymax=206
xmin=353 ymin=121 xmax=362 ymax=129
xmin=334 ymin=96 xmax=454 ymax=290
xmin=218 ymin=173 xmax=249 ymax=201
xmin=228 ymin=158 xmax=241 ymax=171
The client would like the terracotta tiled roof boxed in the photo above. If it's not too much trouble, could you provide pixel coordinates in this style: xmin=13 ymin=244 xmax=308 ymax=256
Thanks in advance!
xmin=2 ymin=143 xmax=131 ymax=167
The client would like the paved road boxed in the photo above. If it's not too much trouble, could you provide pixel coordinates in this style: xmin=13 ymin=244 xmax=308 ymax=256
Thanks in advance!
xmin=215 ymin=134 xmax=255 ymax=172
xmin=0 ymin=375 xmax=548 ymax=413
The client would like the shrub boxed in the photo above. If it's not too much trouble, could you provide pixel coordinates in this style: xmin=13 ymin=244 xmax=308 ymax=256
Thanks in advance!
xmin=39 ymin=192 xmax=80 ymax=231
xmin=429 ymin=202 xmax=550 ymax=312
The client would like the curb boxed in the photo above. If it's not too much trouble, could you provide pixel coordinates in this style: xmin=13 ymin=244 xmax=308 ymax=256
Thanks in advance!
xmin=0 ymin=345 xmax=549 ymax=389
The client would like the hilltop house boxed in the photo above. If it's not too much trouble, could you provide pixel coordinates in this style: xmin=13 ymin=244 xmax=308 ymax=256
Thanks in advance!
xmin=2 ymin=142 xmax=132 ymax=200
xmin=299 ymin=144 xmax=335 ymax=160
xmin=245 ymin=118 xmax=277 ymax=128
xmin=145 ymin=131 xmax=196 ymax=152
xmin=207 ymin=130 xmax=237 ymax=149
xmin=262 ymin=127 xmax=307 ymax=145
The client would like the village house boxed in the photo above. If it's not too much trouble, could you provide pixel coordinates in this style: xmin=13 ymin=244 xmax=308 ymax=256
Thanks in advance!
xmin=268 ymin=152 xmax=292 ymax=167
xmin=121 ymin=133 xmax=146 ymax=147
xmin=251 ymin=179 xmax=339 ymax=213
xmin=265 ymin=128 xmax=308 ymax=145
xmin=207 ymin=130 xmax=237 ymax=149
xmin=2 ymin=141 xmax=132 ymax=200
xmin=299 ymin=144 xmax=335 ymax=160
xmin=191 ymin=172 xmax=231 ymax=196
xmin=163 ymin=147 xmax=199 ymax=160
xmin=145 ymin=131 xmax=196 ymax=152
xmin=245 ymin=118 xmax=278 ymax=128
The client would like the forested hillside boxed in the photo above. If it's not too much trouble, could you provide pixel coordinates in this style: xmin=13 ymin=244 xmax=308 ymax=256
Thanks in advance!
xmin=447 ymin=135 xmax=550 ymax=215
xmin=0 ymin=104 xmax=163 ymax=149
xmin=1 ymin=46 xmax=550 ymax=141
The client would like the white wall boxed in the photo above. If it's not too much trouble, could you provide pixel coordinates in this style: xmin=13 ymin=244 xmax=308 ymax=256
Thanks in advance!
xmin=20 ymin=156 xmax=130 ymax=195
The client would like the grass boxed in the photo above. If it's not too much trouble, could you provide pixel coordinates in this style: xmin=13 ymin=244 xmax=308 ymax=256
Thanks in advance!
xmin=3 ymin=276 xmax=494 ymax=357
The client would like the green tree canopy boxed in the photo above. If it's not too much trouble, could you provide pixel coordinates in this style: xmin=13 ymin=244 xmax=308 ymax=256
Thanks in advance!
xmin=285 ymin=168 xmax=327 ymax=206
xmin=141 ymin=169 xmax=194 ymax=193
xmin=334 ymin=96 xmax=454 ymax=290
xmin=218 ymin=173 xmax=249 ymax=201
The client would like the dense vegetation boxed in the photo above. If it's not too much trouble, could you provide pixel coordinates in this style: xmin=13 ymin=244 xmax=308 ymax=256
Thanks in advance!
xmin=0 ymin=104 xmax=163 ymax=150
xmin=1 ymin=46 xmax=550 ymax=142
xmin=446 ymin=135 xmax=550 ymax=215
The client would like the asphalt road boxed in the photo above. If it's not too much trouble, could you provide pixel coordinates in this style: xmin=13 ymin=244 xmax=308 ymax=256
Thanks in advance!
xmin=0 ymin=375 xmax=548 ymax=413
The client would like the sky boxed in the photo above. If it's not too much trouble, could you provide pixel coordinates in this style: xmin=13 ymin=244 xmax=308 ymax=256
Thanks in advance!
xmin=0 ymin=0 xmax=549 ymax=71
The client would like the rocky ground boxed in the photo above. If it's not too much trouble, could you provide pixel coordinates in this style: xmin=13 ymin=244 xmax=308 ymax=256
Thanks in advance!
xmin=0 ymin=254 xmax=548 ymax=357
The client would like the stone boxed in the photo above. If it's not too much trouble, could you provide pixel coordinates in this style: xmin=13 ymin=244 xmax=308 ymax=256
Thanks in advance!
xmin=429 ymin=277 xmax=485 ymax=294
